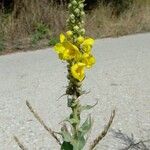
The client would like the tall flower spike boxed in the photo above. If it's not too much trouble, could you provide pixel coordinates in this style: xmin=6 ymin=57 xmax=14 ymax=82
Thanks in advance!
xmin=53 ymin=1 xmax=99 ymax=150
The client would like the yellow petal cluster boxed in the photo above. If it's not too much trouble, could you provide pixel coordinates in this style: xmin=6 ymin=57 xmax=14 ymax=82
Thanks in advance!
xmin=54 ymin=34 xmax=80 ymax=61
xmin=71 ymin=63 xmax=85 ymax=81
xmin=82 ymin=53 xmax=96 ymax=69
xmin=54 ymin=31 xmax=96 ymax=81
xmin=81 ymin=38 xmax=94 ymax=53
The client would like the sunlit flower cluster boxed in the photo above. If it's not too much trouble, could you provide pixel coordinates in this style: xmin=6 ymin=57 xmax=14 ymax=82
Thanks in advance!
xmin=54 ymin=31 xmax=95 ymax=81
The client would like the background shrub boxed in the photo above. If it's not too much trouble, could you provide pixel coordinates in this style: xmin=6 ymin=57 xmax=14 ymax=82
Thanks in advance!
xmin=0 ymin=37 xmax=5 ymax=52
xmin=31 ymin=23 xmax=50 ymax=44
xmin=102 ymin=0 xmax=134 ymax=15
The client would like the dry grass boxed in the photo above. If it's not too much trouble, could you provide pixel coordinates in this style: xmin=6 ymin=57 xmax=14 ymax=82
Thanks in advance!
xmin=86 ymin=1 xmax=150 ymax=38
xmin=0 ymin=0 xmax=150 ymax=54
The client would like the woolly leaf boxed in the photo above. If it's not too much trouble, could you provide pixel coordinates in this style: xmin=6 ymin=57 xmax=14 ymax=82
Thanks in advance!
xmin=81 ymin=101 xmax=98 ymax=112
xmin=61 ymin=130 xmax=72 ymax=142
xmin=72 ymin=133 xmax=86 ymax=150
xmin=79 ymin=115 xmax=93 ymax=136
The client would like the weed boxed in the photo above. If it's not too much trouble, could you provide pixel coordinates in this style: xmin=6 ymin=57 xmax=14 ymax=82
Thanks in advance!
xmin=111 ymin=129 xmax=150 ymax=150
xmin=0 ymin=36 xmax=5 ymax=52
xmin=31 ymin=23 xmax=51 ymax=44
xmin=49 ymin=37 xmax=59 ymax=46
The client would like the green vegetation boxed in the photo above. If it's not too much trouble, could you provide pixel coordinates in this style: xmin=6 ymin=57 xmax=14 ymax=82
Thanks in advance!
xmin=0 ymin=36 xmax=5 ymax=52
xmin=49 ymin=37 xmax=59 ymax=46
xmin=31 ymin=23 xmax=50 ymax=44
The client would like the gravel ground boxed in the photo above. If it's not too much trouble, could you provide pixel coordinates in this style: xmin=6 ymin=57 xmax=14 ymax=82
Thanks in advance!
xmin=0 ymin=33 xmax=150 ymax=150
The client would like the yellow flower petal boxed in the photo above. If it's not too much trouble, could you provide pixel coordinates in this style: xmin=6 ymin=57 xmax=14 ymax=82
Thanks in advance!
xmin=71 ymin=63 xmax=85 ymax=81
xmin=54 ymin=43 xmax=65 ymax=53
xmin=60 ymin=33 xmax=66 ymax=43
xmin=82 ymin=53 xmax=96 ymax=68
xmin=63 ymin=42 xmax=81 ymax=60
xmin=82 ymin=38 xmax=94 ymax=46
xmin=54 ymin=40 xmax=81 ymax=61
xmin=81 ymin=38 xmax=94 ymax=53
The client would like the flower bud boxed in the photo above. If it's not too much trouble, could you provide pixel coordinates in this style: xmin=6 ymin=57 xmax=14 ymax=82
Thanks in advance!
xmin=71 ymin=0 xmax=77 ymax=6
xmin=80 ymin=11 xmax=85 ymax=17
xmin=80 ymin=28 xmax=85 ymax=35
xmin=70 ymin=14 xmax=75 ymax=20
xmin=75 ymin=81 xmax=82 ymax=87
xmin=77 ymin=36 xmax=84 ymax=44
xmin=66 ymin=30 xmax=73 ymax=37
xmin=78 ymin=23 xmax=83 ymax=28
xmin=68 ymin=3 xmax=72 ymax=9
xmin=74 ymin=8 xmax=80 ymax=15
xmin=73 ymin=25 xmax=79 ymax=31
xmin=71 ymin=19 xmax=75 ymax=24
xmin=79 ymin=3 xmax=84 ymax=9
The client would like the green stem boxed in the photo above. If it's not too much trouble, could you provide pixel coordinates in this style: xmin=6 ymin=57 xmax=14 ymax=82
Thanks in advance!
xmin=66 ymin=63 xmax=82 ymax=138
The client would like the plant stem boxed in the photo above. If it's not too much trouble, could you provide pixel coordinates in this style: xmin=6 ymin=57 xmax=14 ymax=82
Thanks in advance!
xmin=66 ymin=63 xmax=82 ymax=138
xmin=65 ymin=0 xmax=85 ymax=144
xmin=14 ymin=136 xmax=27 ymax=150
xmin=26 ymin=100 xmax=61 ymax=145
xmin=89 ymin=110 xmax=116 ymax=150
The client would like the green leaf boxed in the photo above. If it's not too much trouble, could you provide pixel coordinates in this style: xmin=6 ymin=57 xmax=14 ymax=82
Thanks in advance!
xmin=61 ymin=128 xmax=72 ymax=142
xmin=49 ymin=37 xmax=59 ymax=46
xmin=61 ymin=142 xmax=73 ymax=150
xmin=81 ymin=101 xmax=98 ymax=112
xmin=72 ymin=134 xmax=86 ymax=150
xmin=79 ymin=115 xmax=93 ymax=136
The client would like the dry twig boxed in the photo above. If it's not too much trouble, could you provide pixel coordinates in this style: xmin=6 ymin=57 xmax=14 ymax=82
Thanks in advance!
xmin=26 ymin=100 xmax=61 ymax=145
xmin=14 ymin=136 xmax=27 ymax=150
xmin=89 ymin=110 xmax=116 ymax=150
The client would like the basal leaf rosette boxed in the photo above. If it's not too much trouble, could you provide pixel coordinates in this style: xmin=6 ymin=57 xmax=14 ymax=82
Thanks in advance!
xmin=54 ymin=31 xmax=96 ymax=81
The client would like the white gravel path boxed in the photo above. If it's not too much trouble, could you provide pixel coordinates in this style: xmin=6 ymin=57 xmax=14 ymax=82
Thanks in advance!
xmin=0 ymin=33 xmax=150 ymax=150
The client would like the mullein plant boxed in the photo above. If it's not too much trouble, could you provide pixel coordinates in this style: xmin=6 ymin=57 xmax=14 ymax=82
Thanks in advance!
xmin=53 ymin=0 xmax=115 ymax=150
xmin=14 ymin=0 xmax=115 ymax=150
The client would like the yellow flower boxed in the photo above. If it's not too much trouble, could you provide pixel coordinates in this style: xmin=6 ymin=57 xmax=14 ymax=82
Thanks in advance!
xmin=54 ymin=43 xmax=66 ymax=60
xmin=54 ymin=38 xmax=80 ymax=61
xmin=71 ymin=63 xmax=85 ymax=81
xmin=60 ymin=33 xmax=66 ymax=43
xmin=82 ymin=53 xmax=96 ymax=68
xmin=62 ymin=42 xmax=81 ymax=60
xmin=83 ymin=38 xmax=94 ymax=46
xmin=81 ymin=38 xmax=94 ymax=53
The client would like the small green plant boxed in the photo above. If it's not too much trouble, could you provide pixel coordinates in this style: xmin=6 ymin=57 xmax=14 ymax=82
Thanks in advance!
xmin=0 ymin=37 xmax=5 ymax=52
xmin=49 ymin=37 xmax=59 ymax=46
xmin=31 ymin=23 xmax=50 ymax=44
